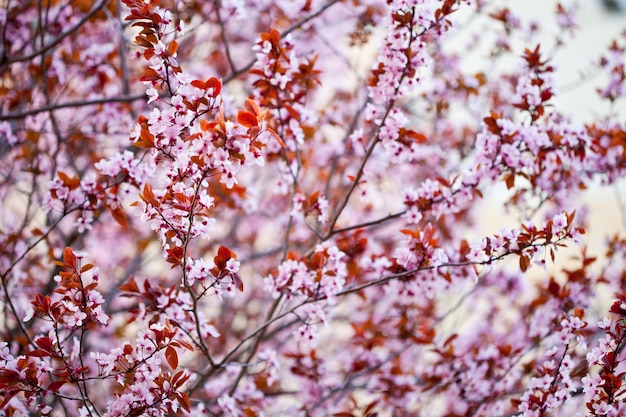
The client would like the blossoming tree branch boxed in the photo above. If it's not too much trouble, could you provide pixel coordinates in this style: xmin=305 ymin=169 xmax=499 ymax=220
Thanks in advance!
xmin=1 ymin=0 xmax=626 ymax=415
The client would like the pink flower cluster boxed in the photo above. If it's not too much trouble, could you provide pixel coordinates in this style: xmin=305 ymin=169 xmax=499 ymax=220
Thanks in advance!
xmin=265 ymin=243 xmax=347 ymax=301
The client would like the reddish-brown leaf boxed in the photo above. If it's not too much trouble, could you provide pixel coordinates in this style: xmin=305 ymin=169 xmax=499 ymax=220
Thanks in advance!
xmin=0 ymin=389 xmax=18 ymax=407
xmin=168 ymin=39 xmax=178 ymax=56
xmin=505 ymin=173 xmax=515 ymax=189
xmin=35 ymin=337 xmax=53 ymax=352
xmin=217 ymin=245 xmax=232 ymax=261
xmin=519 ymin=255 xmax=530 ymax=272
xmin=363 ymin=400 xmax=379 ymax=414
xmin=237 ymin=111 xmax=258 ymax=128
xmin=110 ymin=207 xmax=128 ymax=228
xmin=199 ymin=119 xmax=211 ymax=132
xmin=175 ymin=339 xmax=194 ymax=352
xmin=232 ymin=273 xmax=244 ymax=292
xmin=277 ymin=105 xmax=298 ymax=123
xmin=244 ymin=98 xmax=261 ymax=116
xmin=206 ymin=77 xmax=222 ymax=96
xmin=47 ymin=380 xmax=67 ymax=392
xmin=57 ymin=171 xmax=81 ymax=190
xmin=63 ymin=247 xmax=77 ymax=269
xmin=404 ymin=129 xmax=428 ymax=143
xmin=567 ymin=210 xmax=576 ymax=228
xmin=269 ymin=28 xmax=281 ymax=46
xmin=28 ymin=349 xmax=51 ymax=357
xmin=166 ymin=246 xmax=184 ymax=267
xmin=133 ymin=127 xmax=155 ymax=149
xmin=119 ymin=277 xmax=140 ymax=293
xmin=140 ymin=67 xmax=162 ymax=82
xmin=190 ymin=79 xmax=206 ymax=89
xmin=177 ymin=391 xmax=191 ymax=412
xmin=165 ymin=346 xmax=178 ymax=369
xmin=266 ymin=128 xmax=286 ymax=148
xmin=134 ymin=35 xmax=153 ymax=48
xmin=142 ymin=183 xmax=157 ymax=206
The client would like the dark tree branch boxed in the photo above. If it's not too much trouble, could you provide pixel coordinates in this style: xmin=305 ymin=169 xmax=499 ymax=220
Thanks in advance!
xmin=2 ymin=0 xmax=108 ymax=65
xmin=0 ymin=94 xmax=146 ymax=121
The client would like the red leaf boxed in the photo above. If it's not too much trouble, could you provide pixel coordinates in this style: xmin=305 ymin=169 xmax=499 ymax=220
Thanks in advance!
xmin=282 ymin=103 xmax=300 ymax=121
xmin=548 ymin=278 xmax=560 ymax=296
xmin=28 ymin=349 xmax=51 ymax=357
xmin=57 ymin=171 xmax=81 ymax=190
xmin=504 ymin=173 xmax=515 ymax=189
xmin=140 ymin=67 xmax=162 ymax=82
xmin=172 ymin=370 xmax=191 ymax=387
xmin=459 ymin=239 xmax=470 ymax=260
xmin=363 ymin=400 xmax=379 ymax=414
xmin=191 ymin=79 xmax=205 ymax=89
xmin=133 ymin=127 xmax=155 ymax=149
xmin=172 ymin=370 xmax=186 ymax=386
xmin=404 ymin=129 xmax=428 ymax=143
xmin=168 ymin=40 xmax=178 ymax=56
xmin=205 ymin=77 xmax=222 ymax=97
xmin=119 ymin=276 xmax=140 ymax=293
xmin=175 ymin=339 xmax=194 ymax=352
xmin=244 ymin=98 xmax=261 ymax=116
xmin=269 ymin=28 xmax=281 ymax=45
xmin=134 ymin=35 xmax=153 ymax=48
xmin=142 ymin=183 xmax=158 ymax=206
xmin=483 ymin=111 xmax=502 ymax=134
xmin=110 ymin=207 xmax=128 ymax=228
xmin=217 ymin=245 xmax=232 ymax=261
xmin=35 ymin=337 xmax=53 ymax=352
xmin=166 ymin=246 xmax=184 ymax=267
xmin=177 ymin=391 xmax=191 ymax=412
xmin=232 ymin=273 xmax=244 ymax=292
xmin=199 ymin=119 xmax=212 ymax=132
xmin=63 ymin=247 xmax=77 ymax=269
xmin=519 ymin=255 xmax=530 ymax=272
xmin=567 ymin=210 xmax=576 ymax=229
xmin=165 ymin=346 xmax=178 ymax=369
xmin=47 ymin=380 xmax=67 ymax=392
xmin=124 ymin=344 xmax=134 ymax=355
xmin=266 ymin=128 xmax=286 ymax=148
xmin=237 ymin=111 xmax=258 ymax=128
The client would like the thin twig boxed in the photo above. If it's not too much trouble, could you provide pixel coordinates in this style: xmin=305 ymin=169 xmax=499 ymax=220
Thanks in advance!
xmin=3 ymin=0 xmax=108 ymax=65
xmin=330 ymin=210 xmax=406 ymax=236
xmin=0 ymin=94 xmax=146 ymax=121
xmin=223 ymin=0 xmax=342 ymax=83
xmin=214 ymin=0 xmax=237 ymax=75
